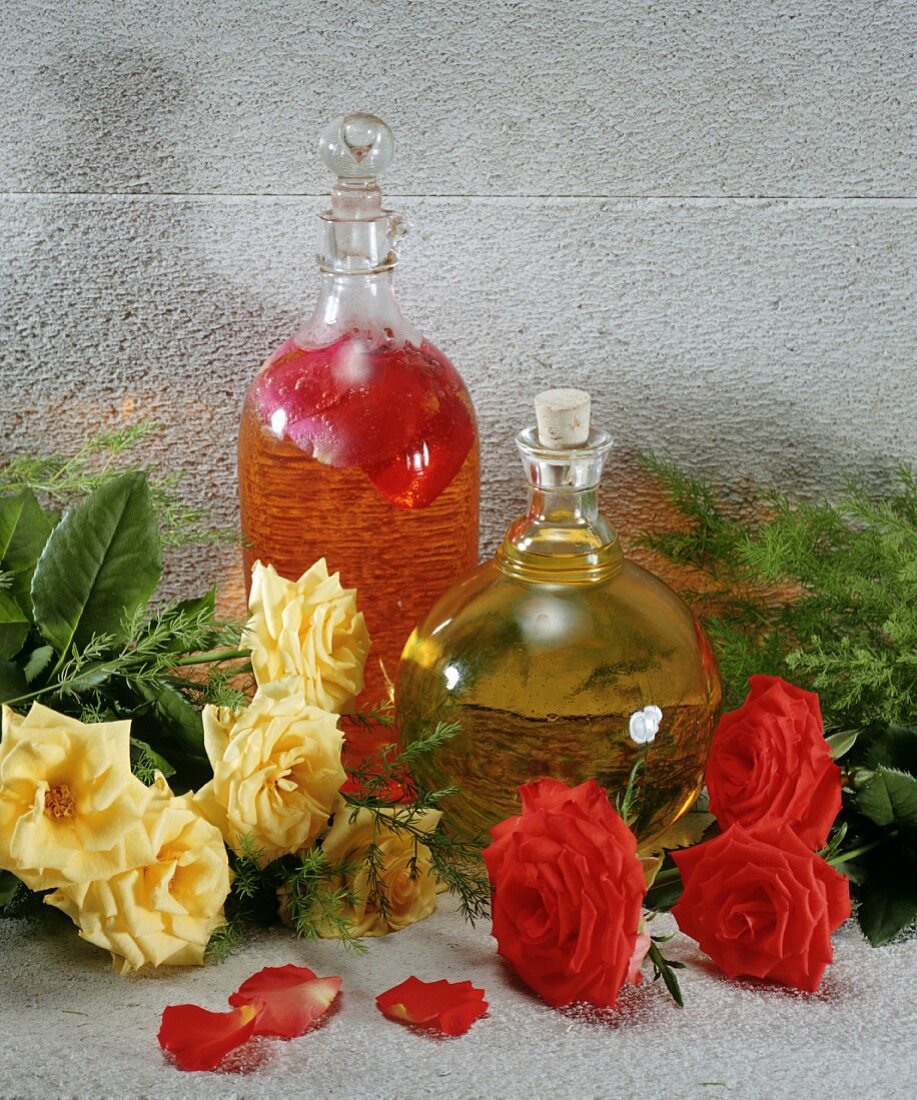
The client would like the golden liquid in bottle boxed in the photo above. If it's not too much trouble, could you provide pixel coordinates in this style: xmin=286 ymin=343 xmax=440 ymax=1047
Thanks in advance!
xmin=239 ymin=403 xmax=480 ymax=705
xmin=397 ymin=555 xmax=722 ymax=844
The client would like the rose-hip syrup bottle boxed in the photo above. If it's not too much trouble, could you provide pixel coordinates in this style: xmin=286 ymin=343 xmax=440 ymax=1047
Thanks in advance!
xmin=396 ymin=389 xmax=722 ymax=844
xmin=239 ymin=115 xmax=479 ymax=705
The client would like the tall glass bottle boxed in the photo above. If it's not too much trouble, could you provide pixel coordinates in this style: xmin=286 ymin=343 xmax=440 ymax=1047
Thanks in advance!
xmin=239 ymin=115 xmax=479 ymax=703
xmin=396 ymin=389 xmax=722 ymax=844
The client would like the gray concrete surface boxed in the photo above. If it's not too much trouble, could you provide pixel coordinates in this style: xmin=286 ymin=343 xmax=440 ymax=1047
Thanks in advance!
xmin=2 ymin=896 xmax=915 ymax=1099
xmin=1 ymin=1 xmax=915 ymax=610
xmin=2 ymin=1 xmax=913 ymax=197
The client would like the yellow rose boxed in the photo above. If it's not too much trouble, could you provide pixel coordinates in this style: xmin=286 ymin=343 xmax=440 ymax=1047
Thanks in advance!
xmin=45 ymin=775 xmax=231 ymax=973
xmin=314 ymin=795 xmax=442 ymax=938
xmin=194 ymin=677 xmax=346 ymax=866
xmin=243 ymin=559 xmax=370 ymax=713
xmin=0 ymin=703 xmax=154 ymax=890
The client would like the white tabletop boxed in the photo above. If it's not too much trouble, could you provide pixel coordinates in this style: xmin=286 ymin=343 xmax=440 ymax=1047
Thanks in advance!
xmin=2 ymin=895 xmax=915 ymax=1099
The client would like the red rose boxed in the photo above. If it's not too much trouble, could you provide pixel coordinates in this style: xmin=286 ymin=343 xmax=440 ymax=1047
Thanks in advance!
xmin=483 ymin=778 xmax=646 ymax=1008
xmin=706 ymin=675 xmax=841 ymax=848
xmin=672 ymin=823 xmax=851 ymax=992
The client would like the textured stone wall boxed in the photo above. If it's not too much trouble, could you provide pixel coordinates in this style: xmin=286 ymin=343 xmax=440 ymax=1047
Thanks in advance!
xmin=1 ymin=1 xmax=914 ymax=609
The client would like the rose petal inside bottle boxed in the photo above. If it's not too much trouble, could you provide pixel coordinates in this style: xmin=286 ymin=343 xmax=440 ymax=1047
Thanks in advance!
xmin=256 ymin=335 xmax=475 ymax=509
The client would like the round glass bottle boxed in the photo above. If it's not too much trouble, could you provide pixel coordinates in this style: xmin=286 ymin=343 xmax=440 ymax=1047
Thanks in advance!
xmin=239 ymin=115 xmax=479 ymax=703
xmin=395 ymin=389 xmax=721 ymax=844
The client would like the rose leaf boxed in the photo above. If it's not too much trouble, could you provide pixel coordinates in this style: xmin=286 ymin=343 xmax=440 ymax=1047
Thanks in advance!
xmin=31 ymin=472 xmax=162 ymax=655
xmin=825 ymin=729 xmax=859 ymax=761
xmin=857 ymin=846 xmax=917 ymax=947
xmin=858 ymin=766 xmax=917 ymax=839
xmin=0 ymin=488 xmax=57 ymax=615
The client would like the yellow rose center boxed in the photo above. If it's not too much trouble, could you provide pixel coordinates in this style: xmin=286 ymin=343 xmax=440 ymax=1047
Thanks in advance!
xmin=44 ymin=784 xmax=76 ymax=820
xmin=269 ymin=766 xmax=297 ymax=796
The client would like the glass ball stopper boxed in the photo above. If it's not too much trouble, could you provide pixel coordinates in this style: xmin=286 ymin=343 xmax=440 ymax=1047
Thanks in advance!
xmin=319 ymin=113 xmax=394 ymax=182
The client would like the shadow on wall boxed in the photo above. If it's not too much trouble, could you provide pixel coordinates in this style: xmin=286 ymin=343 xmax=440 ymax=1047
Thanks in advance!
xmin=4 ymin=41 xmax=291 ymax=611
xmin=27 ymin=45 xmax=188 ymax=192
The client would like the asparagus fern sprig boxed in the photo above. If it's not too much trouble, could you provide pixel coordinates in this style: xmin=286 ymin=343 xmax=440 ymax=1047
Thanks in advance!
xmin=638 ymin=454 xmax=917 ymax=946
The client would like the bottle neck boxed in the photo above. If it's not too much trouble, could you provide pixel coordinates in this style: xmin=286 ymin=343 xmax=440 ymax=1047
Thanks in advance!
xmin=295 ymin=204 xmax=420 ymax=348
xmin=296 ymin=269 xmax=422 ymax=348
xmin=525 ymin=484 xmax=605 ymax=540
xmin=496 ymin=428 xmax=623 ymax=584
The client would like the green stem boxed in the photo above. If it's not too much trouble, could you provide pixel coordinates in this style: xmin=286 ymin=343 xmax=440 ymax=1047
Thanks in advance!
xmin=648 ymin=866 xmax=682 ymax=887
xmin=828 ymin=838 xmax=887 ymax=867
xmin=171 ymin=648 xmax=250 ymax=667
xmin=1 ymin=684 xmax=58 ymax=708
xmin=647 ymin=940 xmax=684 ymax=1008
xmin=2 ymin=650 xmax=250 ymax=708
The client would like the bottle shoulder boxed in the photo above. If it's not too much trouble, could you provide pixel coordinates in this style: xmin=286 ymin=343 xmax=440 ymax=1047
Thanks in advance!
xmin=412 ymin=555 xmax=699 ymax=644
xmin=400 ymin=554 xmax=718 ymax=718
xmin=266 ymin=332 xmax=472 ymax=413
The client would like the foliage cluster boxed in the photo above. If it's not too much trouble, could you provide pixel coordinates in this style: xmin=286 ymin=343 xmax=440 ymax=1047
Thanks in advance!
xmin=638 ymin=455 xmax=917 ymax=945
xmin=0 ymin=429 xmax=488 ymax=944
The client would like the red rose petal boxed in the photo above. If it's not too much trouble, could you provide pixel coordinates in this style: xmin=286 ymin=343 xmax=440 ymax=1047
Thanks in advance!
xmin=255 ymin=335 xmax=475 ymax=508
xmin=228 ymin=964 xmax=342 ymax=1039
xmin=627 ymin=930 xmax=652 ymax=986
xmin=376 ymin=976 xmax=487 ymax=1036
xmin=158 ymin=1003 xmax=260 ymax=1072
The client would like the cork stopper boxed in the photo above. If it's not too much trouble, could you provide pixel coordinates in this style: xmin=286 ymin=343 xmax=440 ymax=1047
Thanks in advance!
xmin=535 ymin=388 xmax=591 ymax=448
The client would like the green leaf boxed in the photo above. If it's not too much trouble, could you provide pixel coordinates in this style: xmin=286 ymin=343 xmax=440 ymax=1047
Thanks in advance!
xmin=152 ymin=588 xmax=218 ymax=655
xmin=642 ymin=811 xmax=716 ymax=855
xmin=30 ymin=472 xmax=162 ymax=656
xmin=867 ymin=724 xmax=917 ymax=776
xmin=130 ymin=737 xmax=176 ymax=781
xmin=172 ymin=589 xmax=217 ymax=618
xmin=0 ymin=661 xmax=27 ymax=702
xmin=857 ymin=846 xmax=917 ymax=946
xmin=65 ymin=661 xmax=114 ymax=694
xmin=0 ymin=489 xmax=57 ymax=614
xmin=826 ymin=729 xmax=859 ymax=761
xmin=645 ymin=863 xmax=684 ymax=912
xmin=129 ymin=678 xmax=208 ymax=791
xmin=23 ymin=645 xmax=54 ymax=683
xmin=648 ymin=939 xmax=685 ymax=1007
xmin=0 ymin=870 xmax=22 ymax=908
xmin=0 ymin=589 xmax=29 ymax=661
xmin=858 ymin=766 xmax=917 ymax=837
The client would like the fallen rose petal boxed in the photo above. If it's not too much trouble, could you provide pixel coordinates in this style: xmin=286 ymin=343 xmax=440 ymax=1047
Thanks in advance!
xmin=228 ymin=963 xmax=342 ymax=1038
xmin=376 ymin=976 xmax=487 ymax=1036
xmin=158 ymin=1003 xmax=259 ymax=1071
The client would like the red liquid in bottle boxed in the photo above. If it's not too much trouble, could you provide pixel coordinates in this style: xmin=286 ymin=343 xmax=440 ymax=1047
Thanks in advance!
xmin=238 ymin=332 xmax=479 ymax=706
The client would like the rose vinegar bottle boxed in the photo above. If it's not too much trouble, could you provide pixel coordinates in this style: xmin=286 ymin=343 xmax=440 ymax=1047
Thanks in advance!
xmin=239 ymin=115 xmax=479 ymax=704
xmin=396 ymin=389 xmax=722 ymax=844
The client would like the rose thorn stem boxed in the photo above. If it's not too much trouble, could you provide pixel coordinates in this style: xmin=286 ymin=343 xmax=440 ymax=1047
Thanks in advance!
xmin=170 ymin=648 xmax=251 ymax=667
xmin=827 ymin=838 xmax=888 ymax=867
